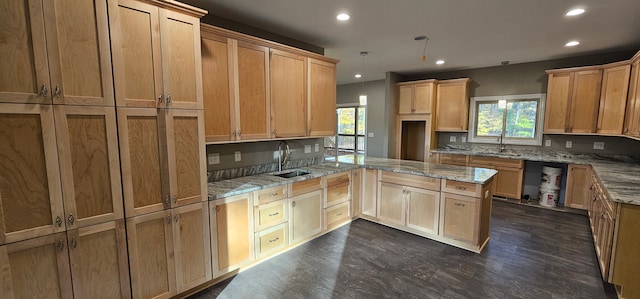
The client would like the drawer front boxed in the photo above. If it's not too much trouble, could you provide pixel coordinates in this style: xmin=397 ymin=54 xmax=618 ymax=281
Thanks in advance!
xmin=439 ymin=154 xmax=468 ymax=166
xmin=469 ymin=155 xmax=523 ymax=169
xmin=326 ymin=182 xmax=350 ymax=207
xmin=379 ymin=171 xmax=440 ymax=191
xmin=254 ymin=199 xmax=287 ymax=231
xmin=255 ymin=223 xmax=288 ymax=258
xmin=290 ymin=177 xmax=322 ymax=197
xmin=441 ymin=194 xmax=478 ymax=244
xmin=325 ymin=201 xmax=351 ymax=231
xmin=442 ymin=180 xmax=480 ymax=197
xmin=255 ymin=185 xmax=287 ymax=205
xmin=326 ymin=172 xmax=351 ymax=187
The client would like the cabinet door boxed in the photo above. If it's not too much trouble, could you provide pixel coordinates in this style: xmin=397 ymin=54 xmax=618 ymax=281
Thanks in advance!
xmin=201 ymin=34 xmax=234 ymax=142
xmin=625 ymin=60 xmax=640 ymax=137
xmin=0 ymin=104 xmax=64 ymax=245
xmin=361 ymin=169 xmax=378 ymax=217
xmin=440 ymin=193 xmax=478 ymax=244
xmin=435 ymin=79 xmax=469 ymax=131
xmin=414 ymin=82 xmax=434 ymax=114
xmin=159 ymin=9 xmax=202 ymax=109
xmin=67 ymin=221 xmax=131 ymax=299
xmin=565 ymin=164 xmax=591 ymax=210
xmin=254 ymin=199 xmax=288 ymax=231
xmin=210 ymin=193 xmax=254 ymax=277
xmin=290 ymin=190 xmax=323 ymax=244
xmin=255 ymin=223 xmax=288 ymax=259
xmin=568 ymin=69 xmax=602 ymax=133
xmin=308 ymin=58 xmax=336 ymax=136
xmin=377 ymin=182 xmax=406 ymax=226
xmin=54 ymin=106 xmax=123 ymax=229
xmin=543 ymin=72 xmax=572 ymax=133
xmin=108 ymin=0 xmax=163 ymax=108
xmin=163 ymin=109 xmax=206 ymax=207
xmin=494 ymin=167 xmax=522 ymax=199
xmin=351 ymin=169 xmax=362 ymax=218
xmin=0 ymin=0 xmax=51 ymax=104
xmin=597 ymin=64 xmax=631 ymax=135
xmin=172 ymin=202 xmax=212 ymax=293
xmin=397 ymin=85 xmax=413 ymax=114
xmin=117 ymin=108 xmax=166 ymax=217
xmin=0 ymin=233 xmax=73 ymax=299
xmin=270 ymin=49 xmax=306 ymax=137
xmin=406 ymin=187 xmax=440 ymax=235
xmin=43 ymin=0 xmax=114 ymax=106
xmin=325 ymin=182 xmax=350 ymax=208
xmin=127 ymin=210 xmax=175 ymax=299
xmin=237 ymin=41 xmax=271 ymax=139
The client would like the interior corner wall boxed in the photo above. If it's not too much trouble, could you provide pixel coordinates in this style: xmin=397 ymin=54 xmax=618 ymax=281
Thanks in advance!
xmin=336 ymin=80 xmax=387 ymax=157
xmin=385 ymin=72 xmax=404 ymax=158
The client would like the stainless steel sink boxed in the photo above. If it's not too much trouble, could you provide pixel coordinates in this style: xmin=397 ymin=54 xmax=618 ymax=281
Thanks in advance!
xmin=273 ymin=170 xmax=311 ymax=178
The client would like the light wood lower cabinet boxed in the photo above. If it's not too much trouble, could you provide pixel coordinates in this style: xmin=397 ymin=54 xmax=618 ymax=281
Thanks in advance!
xmin=255 ymin=223 xmax=288 ymax=259
xmin=254 ymin=199 xmax=288 ymax=231
xmin=361 ymin=169 xmax=378 ymax=218
xmin=406 ymin=187 xmax=440 ymax=235
xmin=440 ymin=193 xmax=479 ymax=244
xmin=351 ymin=169 xmax=362 ymax=218
xmin=469 ymin=156 xmax=524 ymax=200
xmin=324 ymin=201 xmax=351 ymax=231
xmin=565 ymin=164 xmax=592 ymax=210
xmin=323 ymin=171 xmax=352 ymax=231
xmin=378 ymin=182 xmax=406 ymax=226
xmin=290 ymin=190 xmax=323 ymax=244
xmin=172 ymin=202 xmax=212 ymax=293
xmin=209 ymin=193 xmax=254 ymax=277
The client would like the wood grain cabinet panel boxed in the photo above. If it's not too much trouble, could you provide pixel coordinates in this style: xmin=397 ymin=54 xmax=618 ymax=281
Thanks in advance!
xmin=568 ymin=69 xmax=602 ymax=133
xmin=406 ymin=187 xmax=440 ymax=235
xmin=361 ymin=169 xmax=378 ymax=218
xmin=0 ymin=233 xmax=73 ymax=299
xmin=565 ymin=164 xmax=592 ymax=210
xmin=54 ymin=105 xmax=123 ymax=229
xmin=270 ymin=49 xmax=306 ymax=138
xmin=435 ymin=78 xmax=470 ymax=131
xmin=324 ymin=201 xmax=350 ymax=231
xmin=172 ymin=202 xmax=212 ymax=293
xmin=307 ymin=58 xmax=336 ymax=136
xmin=377 ymin=182 xmax=406 ymax=226
xmin=254 ymin=223 xmax=288 ymax=259
xmin=624 ymin=57 xmax=640 ymax=137
xmin=290 ymin=190 xmax=323 ymax=244
xmin=351 ymin=169 xmax=362 ymax=218
xmin=543 ymin=72 xmax=572 ymax=133
xmin=597 ymin=64 xmax=631 ymax=135
xmin=397 ymin=80 xmax=436 ymax=114
xmin=236 ymin=42 xmax=271 ymax=140
xmin=254 ymin=199 xmax=288 ymax=231
xmin=201 ymin=34 xmax=233 ymax=141
xmin=440 ymin=193 xmax=479 ymax=244
xmin=0 ymin=104 xmax=64 ymax=245
xmin=67 ymin=220 xmax=131 ymax=299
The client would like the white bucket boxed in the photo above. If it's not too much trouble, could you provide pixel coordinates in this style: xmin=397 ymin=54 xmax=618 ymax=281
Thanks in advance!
xmin=541 ymin=166 xmax=562 ymax=190
xmin=539 ymin=186 xmax=559 ymax=208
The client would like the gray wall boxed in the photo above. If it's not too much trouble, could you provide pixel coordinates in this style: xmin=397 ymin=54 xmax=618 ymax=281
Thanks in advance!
xmin=205 ymin=138 xmax=325 ymax=172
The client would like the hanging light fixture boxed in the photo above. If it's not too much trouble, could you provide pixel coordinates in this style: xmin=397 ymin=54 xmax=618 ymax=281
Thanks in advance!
xmin=414 ymin=35 xmax=428 ymax=62
xmin=359 ymin=51 xmax=368 ymax=106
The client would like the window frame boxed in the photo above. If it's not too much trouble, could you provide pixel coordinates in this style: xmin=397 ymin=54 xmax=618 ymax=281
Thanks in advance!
xmin=328 ymin=105 xmax=367 ymax=154
xmin=468 ymin=93 xmax=546 ymax=146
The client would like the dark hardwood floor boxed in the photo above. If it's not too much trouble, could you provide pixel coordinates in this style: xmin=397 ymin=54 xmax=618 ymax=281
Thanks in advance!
xmin=190 ymin=201 xmax=617 ymax=299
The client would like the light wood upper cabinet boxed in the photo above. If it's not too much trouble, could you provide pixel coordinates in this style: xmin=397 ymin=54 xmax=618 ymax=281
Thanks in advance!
xmin=67 ymin=221 xmax=131 ymax=299
xmin=290 ymin=190 xmax=323 ymax=244
xmin=435 ymin=78 xmax=470 ymax=131
xmin=397 ymin=80 xmax=436 ymax=114
xmin=109 ymin=0 xmax=205 ymax=108
xmin=565 ymin=164 xmax=592 ymax=210
xmin=0 ymin=233 xmax=73 ymax=299
xmin=0 ymin=104 xmax=65 ymax=245
xmin=624 ymin=57 xmax=640 ymax=137
xmin=172 ymin=202 xmax=212 ymax=293
xmin=308 ymin=58 xmax=337 ymax=136
xmin=543 ymin=72 xmax=573 ymax=133
xmin=597 ymin=63 xmax=631 ymax=135
xmin=270 ymin=49 xmax=307 ymax=138
xmin=236 ymin=41 xmax=271 ymax=140
xmin=210 ymin=193 xmax=255 ymax=277
xmin=127 ymin=209 xmax=176 ymax=299
xmin=54 ymin=105 xmax=123 ymax=229
xmin=0 ymin=0 xmax=113 ymax=106
xmin=201 ymin=34 xmax=233 ymax=141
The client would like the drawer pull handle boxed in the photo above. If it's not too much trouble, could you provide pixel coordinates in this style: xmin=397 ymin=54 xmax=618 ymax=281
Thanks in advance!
xmin=71 ymin=237 xmax=77 ymax=249
xmin=57 ymin=239 xmax=65 ymax=252
xmin=455 ymin=186 xmax=467 ymax=190
xmin=268 ymin=237 xmax=280 ymax=243
xmin=270 ymin=193 xmax=279 ymax=197
xmin=336 ymin=212 xmax=343 ymax=216
xmin=268 ymin=212 xmax=279 ymax=217
xmin=454 ymin=203 xmax=466 ymax=207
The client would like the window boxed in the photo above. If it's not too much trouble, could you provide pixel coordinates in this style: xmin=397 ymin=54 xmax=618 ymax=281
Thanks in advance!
xmin=325 ymin=106 xmax=366 ymax=154
xmin=469 ymin=94 xmax=545 ymax=145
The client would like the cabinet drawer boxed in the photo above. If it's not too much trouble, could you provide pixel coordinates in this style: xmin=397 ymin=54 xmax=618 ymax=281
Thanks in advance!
xmin=379 ymin=171 xmax=440 ymax=191
xmin=325 ymin=201 xmax=351 ymax=231
xmin=255 ymin=223 xmax=288 ymax=258
xmin=441 ymin=179 xmax=481 ymax=197
xmin=441 ymin=193 xmax=479 ymax=244
xmin=326 ymin=182 xmax=350 ymax=207
xmin=326 ymin=171 xmax=351 ymax=187
xmin=255 ymin=185 xmax=287 ymax=205
xmin=254 ymin=199 xmax=287 ymax=231
xmin=469 ymin=156 xmax=523 ymax=169
xmin=439 ymin=153 xmax=468 ymax=166
xmin=290 ymin=177 xmax=322 ymax=197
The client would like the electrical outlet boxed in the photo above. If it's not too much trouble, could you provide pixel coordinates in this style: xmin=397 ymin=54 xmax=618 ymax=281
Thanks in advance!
xmin=368 ymin=132 xmax=374 ymax=137
xmin=449 ymin=136 xmax=457 ymax=142
xmin=234 ymin=151 xmax=241 ymax=161
xmin=565 ymin=141 xmax=572 ymax=148
xmin=208 ymin=153 xmax=220 ymax=165
xmin=545 ymin=140 xmax=552 ymax=147
xmin=314 ymin=143 xmax=319 ymax=152
xmin=593 ymin=142 xmax=605 ymax=150
xmin=304 ymin=144 xmax=311 ymax=153
xmin=461 ymin=136 xmax=467 ymax=143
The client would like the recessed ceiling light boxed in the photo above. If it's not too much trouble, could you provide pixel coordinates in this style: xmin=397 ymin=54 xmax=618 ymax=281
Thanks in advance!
xmin=566 ymin=8 xmax=585 ymax=16
xmin=436 ymin=60 xmax=445 ymax=65
xmin=565 ymin=40 xmax=580 ymax=47
xmin=337 ymin=13 xmax=350 ymax=21
xmin=355 ymin=74 xmax=362 ymax=78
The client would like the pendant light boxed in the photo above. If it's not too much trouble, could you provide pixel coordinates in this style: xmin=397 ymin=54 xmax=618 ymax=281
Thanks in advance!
xmin=414 ymin=35 xmax=428 ymax=62
xmin=359 ymin=51 xmax=368 ymax=106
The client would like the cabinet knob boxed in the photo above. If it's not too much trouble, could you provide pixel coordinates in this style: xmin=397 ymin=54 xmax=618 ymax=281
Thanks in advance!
xmin=174 ymin=214 xmax=179 ymax=223
xmin=57 ymin=239 xmax=65 ymax=252
xmin=166 ymin=216 xmax=172 ymax=224
xmin=67 ymin=213 xmax=75 ymax=225
xmin=55 ymin=216 xmax=63 ymax=227
xmin=292 ymin=201 xmax=296 ymax=208
xmin=158 ymin=94 xmax=163 ymax=103
xmin=173 ymin=195 xmax=177 ymax=204
xmin=237 ymin=131 xmax=241 ymax=137
xmin=71 ymin=236 xmax=77 ymax=249
xmin=40 ymin=84 xmax=48 ymax=97
xmin=54 ymin=84 xmax=61 ymax=98
xmin=166 ymin=94 xmax=172 ymax=105
xmin=163 ymin=195 xmax=169 ymax=207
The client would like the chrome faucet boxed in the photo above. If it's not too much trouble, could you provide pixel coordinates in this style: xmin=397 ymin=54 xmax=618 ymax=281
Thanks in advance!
xmin=498 ymin=136 xmax=505 ymax=152
xmin=278 ymin=141 xmax=290 ymax=172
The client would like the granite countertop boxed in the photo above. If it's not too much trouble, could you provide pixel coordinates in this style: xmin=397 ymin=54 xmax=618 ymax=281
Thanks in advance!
xmin=431 ymin=148 xmax=640 ymax=205
xmin=208 ymin=156 xmax=498 ymax=200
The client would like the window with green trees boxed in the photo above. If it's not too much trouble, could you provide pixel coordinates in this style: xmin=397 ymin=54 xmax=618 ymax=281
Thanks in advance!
xmin=325 ymin=106 xmax=366 ymax=154
xmin=469 ymin=94 xmax=545 ymax=145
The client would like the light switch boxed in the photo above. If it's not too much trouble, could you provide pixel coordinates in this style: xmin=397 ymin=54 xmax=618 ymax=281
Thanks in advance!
xmin=565 ymin=141 xmax=572 ymax=148
xmin=304 ymin=145 xmax=311 ymax=153
xmin=234 ymin=151 xmax=241 ymax=162
xmin=208 ymin=153 xmax=220 ymax=165
xmin=461 ymin=136 xmax=467 ymax=143
xmin=545 ymin=140 xmax=552 ymax=147
xmin=314 ymin=143 xmax=320 ymax=152
xmin=593 ymin=142 xmax=605 ymax=150
xmin=368 ymin=132 xmax=374 ymax=138
xmin=449 ymin=136 xmax=457 ymax=142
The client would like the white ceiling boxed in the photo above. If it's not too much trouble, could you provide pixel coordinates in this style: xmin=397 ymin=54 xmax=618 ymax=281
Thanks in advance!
xmin=182 ymin=0 xmax=640 ymax=85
